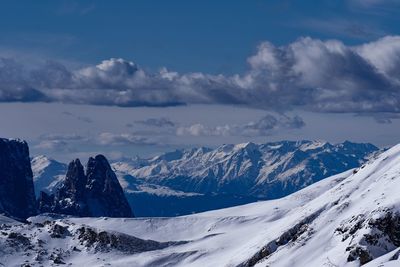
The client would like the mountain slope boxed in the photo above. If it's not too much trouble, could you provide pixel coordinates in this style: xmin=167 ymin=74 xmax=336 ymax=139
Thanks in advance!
xmin=2 ymin=142 xmax=399 ymax=266
xmin=31 ymin=155 xmax=67 ymax=197
xmin=113 ymin=140 xmax=378 ymax=198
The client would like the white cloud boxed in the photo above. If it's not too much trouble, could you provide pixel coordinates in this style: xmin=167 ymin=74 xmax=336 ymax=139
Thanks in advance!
xmin=96 ymin=132 xmax=155 ymax=146
xmin=2 ymin=36 xmax=400 ymax=116
xmin=34 ymin=140 xmax=68 ymax=150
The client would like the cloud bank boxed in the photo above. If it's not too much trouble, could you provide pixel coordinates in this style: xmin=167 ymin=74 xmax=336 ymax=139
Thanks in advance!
xmin=2 ymin=36 xmax=400 ymax=117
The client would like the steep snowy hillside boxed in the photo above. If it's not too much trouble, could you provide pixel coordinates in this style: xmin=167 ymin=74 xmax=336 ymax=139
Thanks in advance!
xmin=2 ymin=143 xmax=400 ymax=266
xmin=31 ymin=155 xmax=67 ymax=197
xmin=113 ymin=140 xmax=378 ymax=198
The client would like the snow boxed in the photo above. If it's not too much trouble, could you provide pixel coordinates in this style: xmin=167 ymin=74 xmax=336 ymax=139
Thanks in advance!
xmin=11 ymin=142 xmax=400 ymax=266
xmin=109 ymin=140 xmax=377 ymax=203
xmin=299 ymin=140 xmax=327 ymax=151
xmin=31 ymin=155 xmax=67 ymax=197
xmin=32 ymin=140 xmax=378 ymax=217
xmin=0 ymin=215 xmax=18 ymax=224
xmin=18 ymin=144 xmax=400 ymax=265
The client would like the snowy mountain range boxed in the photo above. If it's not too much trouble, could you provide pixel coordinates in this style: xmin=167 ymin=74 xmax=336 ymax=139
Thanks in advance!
xmin=113 ymin=140 xmax=378 ymax=196
xmin=2 ymin=141 xmax=400 ymax=266
xmin=32 ymin=140 xmax=379 ymax=216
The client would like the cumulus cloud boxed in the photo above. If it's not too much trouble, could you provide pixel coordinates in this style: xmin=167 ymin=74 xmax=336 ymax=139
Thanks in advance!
xmin=2 ymin=36 xmax=400 ymax=117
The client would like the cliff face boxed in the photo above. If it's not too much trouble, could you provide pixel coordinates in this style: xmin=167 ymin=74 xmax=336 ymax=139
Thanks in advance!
xmin=85 ymin=155 xmax=133 ymax=217
xmin=0 ymin=138 xmax=37 ymax=220
xmin=39 ymin=155 xmax=133 ymax=218
xmin=53 ymin=159 xmax=89 ymax=216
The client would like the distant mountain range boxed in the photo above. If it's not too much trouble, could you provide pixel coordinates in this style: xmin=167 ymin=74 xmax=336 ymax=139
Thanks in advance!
xmin=32 ymin=140 xmax=380 ymax=216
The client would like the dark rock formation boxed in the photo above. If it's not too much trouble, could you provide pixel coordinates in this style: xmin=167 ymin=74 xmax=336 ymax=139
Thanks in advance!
xmin=53 ymin=159 xmax=89 ymax=216
xmin=0 ymin=138 xmax=37 ymax=220
xmin=76 ymin=226 xmax=178 ymax=253
xmin=85 ymin=155 xmax=133 ymax=217
xmin=37 ymin=191 xmax=55 ymax=214
xmin=337 ymin=210 xmax=400 ymax=265
xmin=39 ymin=155 xmax=133 ymax=218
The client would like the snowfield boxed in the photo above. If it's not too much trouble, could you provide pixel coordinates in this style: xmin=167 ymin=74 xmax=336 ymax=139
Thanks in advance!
xmin=2 ymin=143 xmax=400 ymax=266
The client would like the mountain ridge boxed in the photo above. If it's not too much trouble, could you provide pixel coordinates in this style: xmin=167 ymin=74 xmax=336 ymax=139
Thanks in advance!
xmin=113 ymin=140 xmax=379 ymax=197
xmin=32 ymin=140 xmax=379 ymax=216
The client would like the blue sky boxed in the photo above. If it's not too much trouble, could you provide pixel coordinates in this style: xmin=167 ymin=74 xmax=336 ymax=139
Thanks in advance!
xmin=1 ymin=0 xmax=399 ymax=73
xmin=1 ymin=0 xmax=400 ymax=161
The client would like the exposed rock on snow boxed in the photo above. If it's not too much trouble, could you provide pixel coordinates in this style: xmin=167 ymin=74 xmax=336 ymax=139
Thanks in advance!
xmin=0 ymin=218 xmax=183 ymax=266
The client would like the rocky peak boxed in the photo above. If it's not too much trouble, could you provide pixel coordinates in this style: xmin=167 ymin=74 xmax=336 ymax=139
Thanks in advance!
xmin=40 ymin=154 xmax=133 ymax=218
xmin=85 ymin=155 xmax=133 ymax=218
xmin=0 ymin=138 xmax=37 ymax=220
xmin=58 ymin=159 xmax=86 ymax=201
xmin=86 ymin=155 xmax=111 ymax=192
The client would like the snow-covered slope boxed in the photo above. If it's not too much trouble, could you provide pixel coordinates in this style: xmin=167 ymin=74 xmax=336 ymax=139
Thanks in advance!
xmin=2 ymin=143 xmax=400 ymax=266
xmin=31 ymin=155 xmax=67 ymax=197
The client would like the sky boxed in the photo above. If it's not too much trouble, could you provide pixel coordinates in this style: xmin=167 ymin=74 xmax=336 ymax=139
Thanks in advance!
xmin=1 ymin=0 xmax=400 ymax=162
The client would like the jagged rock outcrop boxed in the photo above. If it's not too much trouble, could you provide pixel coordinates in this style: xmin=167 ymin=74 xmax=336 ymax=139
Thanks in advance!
xmin=0 ymin=138 xmax=37 ymax=220
xmin=39 ymin=155 xmax=133 ymax=218
xmin=53 ymin=159 xmax=88 ymax=216
xmin=85 ymin=155 xmax=133 ymax=217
